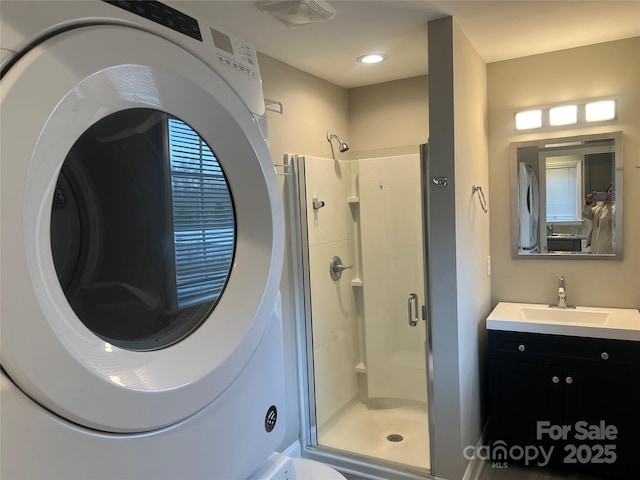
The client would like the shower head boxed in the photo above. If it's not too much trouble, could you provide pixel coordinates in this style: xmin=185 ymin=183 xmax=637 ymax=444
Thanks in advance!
xmin=327 ymin=132 xmax=349 ymax=154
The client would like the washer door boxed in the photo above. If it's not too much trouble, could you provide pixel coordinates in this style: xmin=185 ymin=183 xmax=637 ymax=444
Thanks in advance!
xmin=0 ymin=25 xmax=283 ymax=432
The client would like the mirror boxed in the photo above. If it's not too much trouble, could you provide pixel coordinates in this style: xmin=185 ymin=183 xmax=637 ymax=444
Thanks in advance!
xmin=511 ymin=131 xmax=623 ymax=259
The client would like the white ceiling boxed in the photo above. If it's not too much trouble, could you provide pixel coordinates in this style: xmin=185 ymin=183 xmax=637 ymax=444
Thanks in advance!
xmin=171 ymin=1 xmax=640 ymax=88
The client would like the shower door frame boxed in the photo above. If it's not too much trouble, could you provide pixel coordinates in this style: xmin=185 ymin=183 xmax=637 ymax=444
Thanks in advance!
xmin=289 ymin=154 xmax=321 ymax=449
xmin=288 ymin=145 xmax=436 ymax=480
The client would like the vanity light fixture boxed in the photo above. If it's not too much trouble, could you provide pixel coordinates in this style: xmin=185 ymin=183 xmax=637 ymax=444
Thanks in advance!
xmin=357 ymin=53 xmax=387 ymax=64
xmin=515 ymin=109 xmax=542 ymax=130
xmin=586 ymin=100 xmax=616 ymax=122
xmin=515 ymin=99 xmax=616 ymax=131
xmin=549 ymin=105 xmax=577 ymax=126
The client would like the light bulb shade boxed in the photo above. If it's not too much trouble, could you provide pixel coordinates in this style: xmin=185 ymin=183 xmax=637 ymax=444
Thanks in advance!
xmin=515 ymin=110 xmax=542 ymax=130
xmin=586 ymin=100 xmax=616 ymax=122
xmin=549 ymin=105 xmax=577 ymax=126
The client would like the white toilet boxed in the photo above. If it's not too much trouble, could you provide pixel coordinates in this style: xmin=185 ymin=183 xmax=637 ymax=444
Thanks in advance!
xmin=291 ymin=457 xmax=347 ymax=480
xmin=249 ymin=453 xmax=347 ymax=480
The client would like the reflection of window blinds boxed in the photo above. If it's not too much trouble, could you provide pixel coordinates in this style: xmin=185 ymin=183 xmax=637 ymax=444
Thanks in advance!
xmin=168 ymin=118 xmax=235 ymax=308
xmin=546 ymin=164 xmax=579 ymax=221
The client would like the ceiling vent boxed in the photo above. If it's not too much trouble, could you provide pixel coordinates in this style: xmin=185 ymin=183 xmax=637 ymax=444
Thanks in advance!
xmin=256 ymin=0 xmax=337 ymax=28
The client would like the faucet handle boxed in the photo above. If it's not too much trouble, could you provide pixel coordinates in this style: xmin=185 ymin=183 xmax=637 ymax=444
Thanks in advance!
xmin=558 ymin=276 xmax=565 ymax=288
xmin=329 ymin=256 xmax=353 ymax=280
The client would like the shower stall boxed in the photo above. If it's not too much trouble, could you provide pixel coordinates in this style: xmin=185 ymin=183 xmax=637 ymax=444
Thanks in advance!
xmin=289 ymin=147 xmax=433 ymax=478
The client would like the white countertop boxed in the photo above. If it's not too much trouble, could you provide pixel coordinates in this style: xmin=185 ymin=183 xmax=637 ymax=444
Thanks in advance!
xmin=486 ymin=302 xmax=640 ymax=341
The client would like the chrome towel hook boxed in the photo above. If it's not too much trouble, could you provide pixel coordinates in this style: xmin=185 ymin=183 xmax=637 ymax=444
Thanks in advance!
xmin=472 ymin=185 xmax=488 ymax=213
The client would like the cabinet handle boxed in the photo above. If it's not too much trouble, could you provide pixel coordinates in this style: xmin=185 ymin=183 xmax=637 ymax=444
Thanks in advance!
xmin=552 ymin=376 xmax=560 ymax=384
xmin=565 ymin=376 xmax=574 ymax=384
xmin=601 ymin=352 xmax=609 ymax=361
xmin=518 ymin=344 xmax=525 ymax=352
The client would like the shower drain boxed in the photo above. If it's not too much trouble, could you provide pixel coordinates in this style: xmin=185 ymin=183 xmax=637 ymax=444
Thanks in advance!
xmin=386 ymin=434 xmax=404 ymax=443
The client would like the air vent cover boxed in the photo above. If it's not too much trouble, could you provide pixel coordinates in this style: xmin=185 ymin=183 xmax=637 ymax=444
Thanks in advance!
xmin=256 ymin=0 xmax=336 ymax=28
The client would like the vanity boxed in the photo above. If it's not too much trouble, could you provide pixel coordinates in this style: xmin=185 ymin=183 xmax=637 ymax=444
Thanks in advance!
xmin=546 ymin=234 xmax=583 ymax=252
xmin=487 ymin=302 xmax=640 ymax=477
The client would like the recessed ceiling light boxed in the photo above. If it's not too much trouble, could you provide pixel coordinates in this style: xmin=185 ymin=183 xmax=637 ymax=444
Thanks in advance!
xmin=357 ymin=54 xmax=387 ymax=64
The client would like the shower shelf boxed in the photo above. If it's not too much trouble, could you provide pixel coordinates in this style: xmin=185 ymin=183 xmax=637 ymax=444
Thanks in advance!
xmin=351 ymin=279 xmax=363 ymax=287
xmin=355 ymin=362 xmax=367 ymax=374
xmin=347 ymin=196 xmax=360 ymax=204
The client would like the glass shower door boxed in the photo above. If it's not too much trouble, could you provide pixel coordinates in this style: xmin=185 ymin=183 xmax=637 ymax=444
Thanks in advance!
xmin=357 ymin=154 xmax=428 ymax=408
xmin=293 ymin=150 xmax=430 ymax=475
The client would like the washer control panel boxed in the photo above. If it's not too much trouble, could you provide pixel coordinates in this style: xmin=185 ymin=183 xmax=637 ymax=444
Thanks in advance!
xmin=210 ymin=27 xmax=259 ymax=81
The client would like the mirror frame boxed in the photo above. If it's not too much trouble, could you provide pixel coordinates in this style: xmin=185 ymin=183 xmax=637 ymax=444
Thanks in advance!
xmin=510 ymin=131 xmax=623 ymax=260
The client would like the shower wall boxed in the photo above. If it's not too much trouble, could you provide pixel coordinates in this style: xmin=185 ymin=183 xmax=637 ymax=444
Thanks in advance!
xmin=303 ymin=157 xmax=359 ymax=427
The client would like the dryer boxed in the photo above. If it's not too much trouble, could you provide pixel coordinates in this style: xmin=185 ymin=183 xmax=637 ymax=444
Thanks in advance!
xmin=0 ymin=1 xmax=290 ymax=478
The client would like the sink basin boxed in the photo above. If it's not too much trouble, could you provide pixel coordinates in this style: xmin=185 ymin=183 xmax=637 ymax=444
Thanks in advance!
xmin=487 ymin=302 xmax=640 ymax=340
xmin=519 ymin=307 xmax=610 ymax=325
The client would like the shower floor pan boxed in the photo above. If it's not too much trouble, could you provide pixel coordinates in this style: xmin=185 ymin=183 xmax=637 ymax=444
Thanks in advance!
xmin=317 ymin=401 xmax=430 ymax=471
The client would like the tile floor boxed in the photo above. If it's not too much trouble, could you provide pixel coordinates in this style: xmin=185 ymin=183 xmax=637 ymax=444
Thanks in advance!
xmin=317 ymin=401 xmax=430 ymax=471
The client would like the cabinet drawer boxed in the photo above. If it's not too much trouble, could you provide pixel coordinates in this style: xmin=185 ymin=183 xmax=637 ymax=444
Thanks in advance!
xmin=488 ymin=330 xmax=639 ymax=366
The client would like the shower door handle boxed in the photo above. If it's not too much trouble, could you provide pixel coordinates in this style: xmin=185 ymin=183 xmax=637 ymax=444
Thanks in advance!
xmin=407 ymin=293 xmax=419 ymax=327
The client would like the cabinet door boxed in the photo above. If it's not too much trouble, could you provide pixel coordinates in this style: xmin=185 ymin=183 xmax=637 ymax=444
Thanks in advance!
xmin=489 ymin=358 xmax=563 ymax=445
xmin=563 ymin=363 xmax=638 ymax=477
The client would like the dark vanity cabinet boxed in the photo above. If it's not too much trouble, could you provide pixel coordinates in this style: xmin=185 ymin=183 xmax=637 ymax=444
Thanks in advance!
xmin=488 ymin=330 xmax=640 ymax=477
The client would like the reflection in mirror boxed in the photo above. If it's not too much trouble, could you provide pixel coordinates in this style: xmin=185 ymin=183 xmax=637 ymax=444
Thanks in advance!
xmin=511 ymin=131 xmax=623 ymax=260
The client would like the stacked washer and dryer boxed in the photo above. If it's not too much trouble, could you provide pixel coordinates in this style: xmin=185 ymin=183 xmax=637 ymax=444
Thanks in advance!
xmin=0 ymin=2 xmax=344 ymax=479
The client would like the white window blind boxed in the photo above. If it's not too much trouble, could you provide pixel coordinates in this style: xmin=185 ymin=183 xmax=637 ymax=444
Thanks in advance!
xmin=168 ymin=118 xmax=235 ymax=308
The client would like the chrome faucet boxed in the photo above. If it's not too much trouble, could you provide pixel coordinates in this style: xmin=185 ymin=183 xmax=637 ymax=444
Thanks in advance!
xmin=557 ymin=276 xmax=567 ymax=308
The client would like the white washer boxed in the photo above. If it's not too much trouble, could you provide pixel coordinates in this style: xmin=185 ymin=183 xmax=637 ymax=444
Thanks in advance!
xmin=0 ymin=1 xmax=343 ymax=479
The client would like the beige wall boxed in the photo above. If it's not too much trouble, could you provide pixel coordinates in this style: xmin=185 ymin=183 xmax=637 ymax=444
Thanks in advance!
xmin=259 ymin=54 xmax=349 ymax=164
xmin=488 ymin=37 xmax=640 ymax=309
xmin=349 ymin=76 xmax=429 ymax=154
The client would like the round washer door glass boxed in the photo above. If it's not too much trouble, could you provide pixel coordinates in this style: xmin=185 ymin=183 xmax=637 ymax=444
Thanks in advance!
xmin=51 ymin=109 xmax=235 ymax=351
